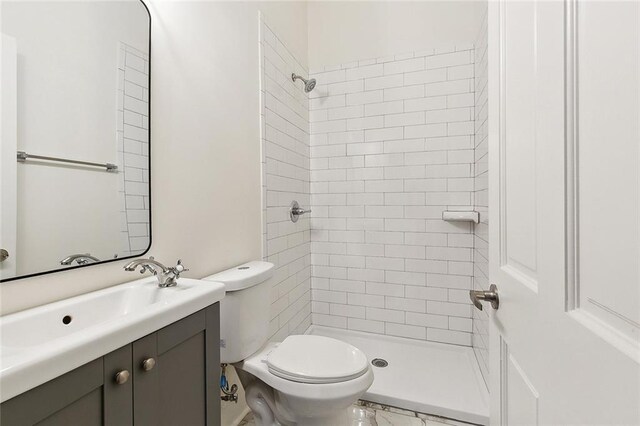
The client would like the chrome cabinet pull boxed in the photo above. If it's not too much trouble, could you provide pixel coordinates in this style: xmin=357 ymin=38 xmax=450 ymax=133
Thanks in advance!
xmin=0 ymin=249 xmax=8 ymax=262
xmin=114 ymin=370 xmax=130 ymax=385
xmin=141 ymin=357 xmax=156 ymax=372
xmin=469 ymin=284 xmax=499 ymax=311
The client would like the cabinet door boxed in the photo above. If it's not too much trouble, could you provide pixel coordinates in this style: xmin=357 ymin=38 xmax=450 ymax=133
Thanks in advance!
xmin=0 ymin=345 xmax=133 ymax=426
xmin=132 ymin=303 xmax=220 ymax=426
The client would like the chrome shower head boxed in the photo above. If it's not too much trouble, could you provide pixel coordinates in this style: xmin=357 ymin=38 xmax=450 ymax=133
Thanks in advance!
xmin=292 ymin=73 xmax=316 ymax=93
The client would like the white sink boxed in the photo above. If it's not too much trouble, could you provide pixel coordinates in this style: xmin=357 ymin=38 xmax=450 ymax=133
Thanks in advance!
xmin=0 ymin=276 xmax=225 ymax=402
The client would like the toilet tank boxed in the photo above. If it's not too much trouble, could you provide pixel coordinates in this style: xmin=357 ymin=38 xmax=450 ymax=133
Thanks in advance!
xmin=203 ymin=261 xmax=274 ymax=363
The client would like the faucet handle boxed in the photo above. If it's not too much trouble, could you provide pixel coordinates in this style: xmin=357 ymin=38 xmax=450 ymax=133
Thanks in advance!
xmin=175 ymin=259 xmax=189 ymax=273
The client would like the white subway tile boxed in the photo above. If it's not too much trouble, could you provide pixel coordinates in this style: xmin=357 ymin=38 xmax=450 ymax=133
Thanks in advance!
xmin=426 ymin=80 xmax=470 ymax=97
xmin=384 ymin=57 xmax=425 ymax=75
xmin=347 ymin=116 xmax=384 ymax=131
xmin=384 ymin=85 xmax=425 ymax=101
xmin=385 ymin=270 xmax=426 ymax=286
xmin=426 ymin=51 xmax=472 ymax=69
xmin=348 ymin=318 xmax=385 ymax=334
xmin=310 ymin=95 xmax=346 ymax=110
xmin=427 ymin=328 xmax=471 ymax=345
xmin=385 ymin=323 xmax=426 ymax=339
xmin=314 ymin=69 xmax=346 ymax=84
xmin=312 ymin=313 xmax=347 ymax=328
xmin=404 ymin=68 xmax=447 ymax=85
xmin=385 ymin=244 xmax=425 ymax=259
xmin=366 ymin=231 xmax=404 ymax=245
xmin=405 ymin=259 xmax=448 ymax=274
xmin=365 ymin=180 xmax=404 ymax=193
xmin=366 ymin=307 xmax=404 ymax=323
xmin=347 ymin=142 xmax=384 ymax=156
xmin=366 ymin=282 xmax=405 ymax=297
xmin=312 ymin=289 xmax=347 ymax=304
xmin=365 ymin=256 xmax=405 ymax=271
xmin=365 ymin=153 xmax=404 ymax=167
xmin=384 ymin=165 xmax=425 ymax=179
xmin=405 ymin=96 xmax=447 ymax=112
xmin=346 ymin=64 xmax=384 ymax=80
xmin=328 ymin=131 xmax=364 ymax=144
xmin=348 ymin=293 xmax=385 ymax=308
xmin=405 ymin=124 xmax=447 ymax=139
xmin=365 ymin=127 xmax=404 ymax=142
xmin=365 ymin=101 xmax=404 ymax=117
xmin=330 ymin=278 xmax=366 ymax=293
xmin=365 ymin=74 xmax=404 ymax=91
xmin=426 ymin=108 xmax=472 ymax=124
xmin=346 ymin=90 xmax=384 ymax=105
xmin=447 ymin=64 xmax=474 ymax=80
xmin=330 ymin=303 xmax=366 ymax=318
xmin=405 ymin=286 xmax=448 ymax=301
xmin=406 ymin=312 xmax=449 ymax=328
xmin=328 ymin=105 xmax=364 ymax=120
xmin=384 ymin=139 xmax=425 ymax=153
xmin=384 ymin=112 xmax=425 ymax=127
xmin=384 ymin=192 xmax=426 ymax=205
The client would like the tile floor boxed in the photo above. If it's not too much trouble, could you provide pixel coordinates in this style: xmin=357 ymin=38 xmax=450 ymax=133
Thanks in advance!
xmin=238 ymin=400 xmax=478 ymax=426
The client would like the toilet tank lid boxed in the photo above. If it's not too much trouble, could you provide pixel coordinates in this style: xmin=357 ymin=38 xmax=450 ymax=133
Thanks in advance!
xmin=203 ymin=261 xmax=274 ymax=292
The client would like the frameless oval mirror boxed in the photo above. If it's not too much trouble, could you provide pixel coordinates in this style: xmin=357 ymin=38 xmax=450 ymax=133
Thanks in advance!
xmin=0 ymin=0 xmax=151 ymax=281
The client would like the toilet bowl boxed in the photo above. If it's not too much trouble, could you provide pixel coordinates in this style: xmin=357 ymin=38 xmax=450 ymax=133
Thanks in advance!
xmin=204 ymin=262 xmax=373 ymax=426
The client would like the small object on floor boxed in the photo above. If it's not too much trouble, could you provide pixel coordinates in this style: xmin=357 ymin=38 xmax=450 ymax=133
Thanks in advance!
xmin=238 ymin=401 xmax=471 ymax=426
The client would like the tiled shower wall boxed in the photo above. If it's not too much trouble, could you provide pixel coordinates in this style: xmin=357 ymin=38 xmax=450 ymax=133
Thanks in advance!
xmin=117 ymin=43 xmax=150 ymax=257
xmin=308 ymin=47 xmax=476 ymax=346
xmin=259 ymin=17 xmax=312 ymax=341
xmin=472 ymin=6 xmax=490 ymax=384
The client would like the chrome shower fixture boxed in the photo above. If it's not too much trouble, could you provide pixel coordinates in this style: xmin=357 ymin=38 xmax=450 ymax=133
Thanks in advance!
xmin=291 ymin=73 xmax=316 ymax=93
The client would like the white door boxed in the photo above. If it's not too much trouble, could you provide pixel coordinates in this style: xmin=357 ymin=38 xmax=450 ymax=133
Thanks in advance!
xmin=1 ymin=34 xmax=18 ymax=280
xmin=487 ymin=1 xmax=640 ymax=425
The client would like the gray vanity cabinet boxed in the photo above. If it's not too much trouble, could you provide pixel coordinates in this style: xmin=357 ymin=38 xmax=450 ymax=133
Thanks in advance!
xmin=0 ymin=304 xmax=220 ymax=426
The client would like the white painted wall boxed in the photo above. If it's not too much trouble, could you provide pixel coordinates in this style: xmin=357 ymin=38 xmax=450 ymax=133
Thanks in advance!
xmin=0 ymin=1 xmax=308 ymax=315
xmin=307 ymin=1 xmax=484 ymax=71
xmin=1 ymin=1 xmax=148 ymax=276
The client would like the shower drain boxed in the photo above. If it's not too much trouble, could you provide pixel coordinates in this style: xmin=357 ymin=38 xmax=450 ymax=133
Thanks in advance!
xmin=371 ymin=358 xmax=388 ymax=368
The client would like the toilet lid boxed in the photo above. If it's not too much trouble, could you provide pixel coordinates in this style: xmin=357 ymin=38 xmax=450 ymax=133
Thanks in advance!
xmin=266 ymin=335 xmax=369 ymax=384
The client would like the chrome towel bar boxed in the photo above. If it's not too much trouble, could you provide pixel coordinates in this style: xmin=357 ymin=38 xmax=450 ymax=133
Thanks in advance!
xmin=16 ymin=151 xmax=118 ymax=172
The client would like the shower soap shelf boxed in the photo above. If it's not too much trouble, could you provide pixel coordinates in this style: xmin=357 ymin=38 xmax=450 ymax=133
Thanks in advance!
xmin=442 ymin=211 xmax=479 ymax=224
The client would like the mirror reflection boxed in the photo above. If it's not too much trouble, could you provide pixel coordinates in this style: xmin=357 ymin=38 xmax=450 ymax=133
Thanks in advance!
xmin=1 ymin=0 xmax=151 ymax=281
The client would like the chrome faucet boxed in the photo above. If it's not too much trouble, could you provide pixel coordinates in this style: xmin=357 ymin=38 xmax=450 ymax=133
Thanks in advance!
xmin=61 ymin=253 xmax=100 ymax=266
xmin=123 ymin=257 xmax=189 ymax=287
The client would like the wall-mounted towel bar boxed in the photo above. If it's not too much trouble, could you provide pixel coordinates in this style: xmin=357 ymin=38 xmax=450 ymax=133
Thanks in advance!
xmin=16 ymin=151 xmax=118 ymax=172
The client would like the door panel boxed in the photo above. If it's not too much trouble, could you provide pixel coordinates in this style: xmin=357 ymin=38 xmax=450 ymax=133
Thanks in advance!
xmin=573 ymin=0 xmax=640 ymax=348
xmin=488 ymin=1 xmax=640 ymax=424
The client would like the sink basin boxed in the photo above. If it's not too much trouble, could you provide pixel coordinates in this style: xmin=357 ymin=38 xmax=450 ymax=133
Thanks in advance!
xmin=0 ymin=276 xmax=225 ymax=402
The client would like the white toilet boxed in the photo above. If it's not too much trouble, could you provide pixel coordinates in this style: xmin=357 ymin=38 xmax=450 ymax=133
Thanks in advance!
xmin=205 ymin=261 xmax=374 ymax=426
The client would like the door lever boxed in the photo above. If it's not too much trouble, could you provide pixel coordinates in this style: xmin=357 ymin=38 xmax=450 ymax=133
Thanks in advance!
xmin=469 ymin=284 xmax=499 ymax=310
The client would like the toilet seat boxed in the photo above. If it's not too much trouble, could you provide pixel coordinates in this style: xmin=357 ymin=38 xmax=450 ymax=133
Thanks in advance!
xmin=266 ymin=335 xmax=369 ymax=384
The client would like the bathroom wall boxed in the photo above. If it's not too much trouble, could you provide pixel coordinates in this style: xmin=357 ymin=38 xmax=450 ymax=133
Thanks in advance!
xmin=0 ymin=1 xmax=308 ymax=315
xmin=307 ymin=1 xmax=484 ymax=70
xmin=259 ymin=17 xmax=312 ymax=341
xmin=472 ymin=5 xmax=490 ymax=385
xmin=308 ymin=47 xmax=476 ymax=346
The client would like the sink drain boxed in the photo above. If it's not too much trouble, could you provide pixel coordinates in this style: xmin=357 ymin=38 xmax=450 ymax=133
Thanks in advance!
xmin=371 ymin=358 xmax=388 ymax=368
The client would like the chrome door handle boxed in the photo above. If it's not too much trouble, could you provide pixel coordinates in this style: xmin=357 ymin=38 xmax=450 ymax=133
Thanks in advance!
xmin=469 ymin=284 xmax=499 ymax=310
xmin=0 ymin=249 xmax=8 ymax=262
xmin=289 ymin=201 xmax=311 ymax=223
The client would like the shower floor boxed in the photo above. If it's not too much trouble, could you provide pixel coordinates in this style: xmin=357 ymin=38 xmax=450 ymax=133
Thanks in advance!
xmin=306 ymin=326 xmax=490 ymax=426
